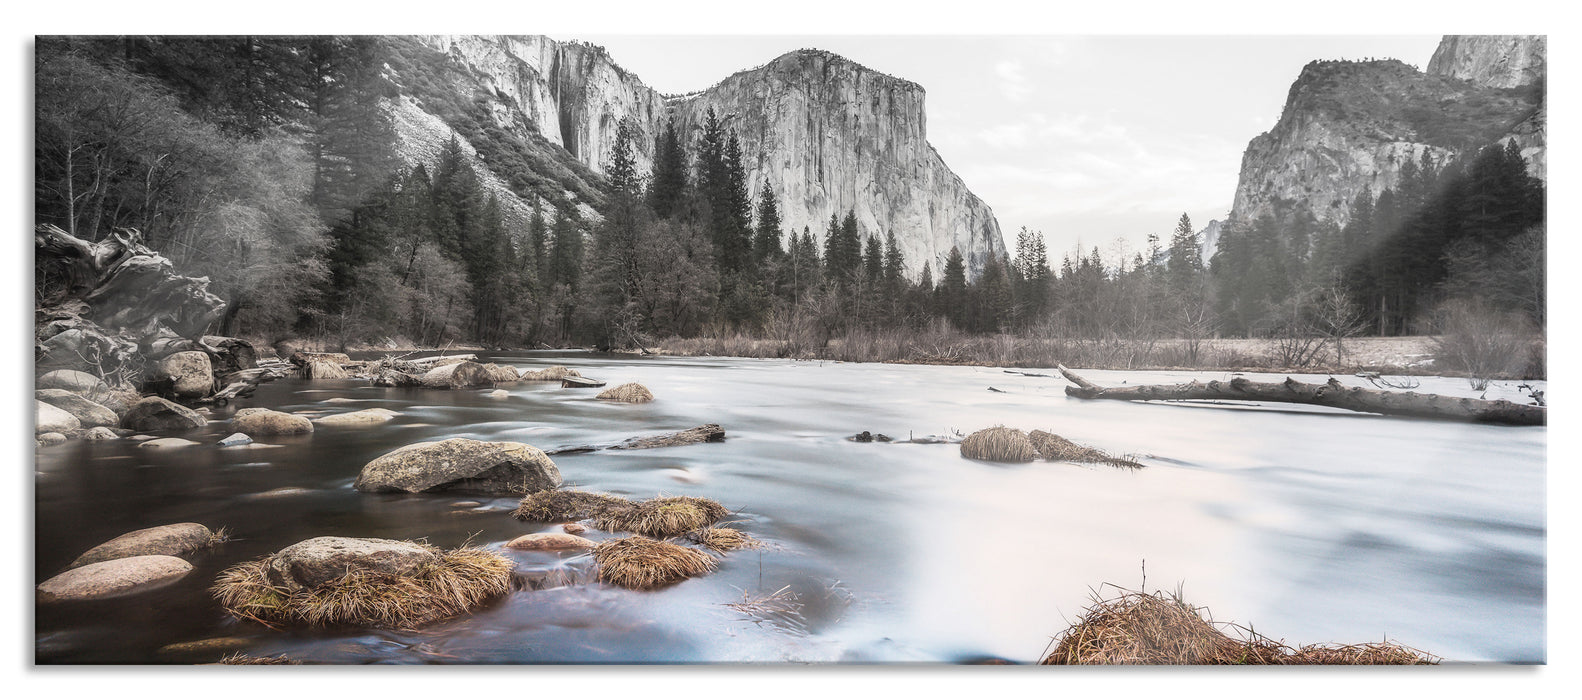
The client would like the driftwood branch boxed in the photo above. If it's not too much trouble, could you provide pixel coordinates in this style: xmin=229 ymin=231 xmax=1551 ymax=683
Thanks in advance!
xmin=1055 ymin=365 xmax=1544 ymax=426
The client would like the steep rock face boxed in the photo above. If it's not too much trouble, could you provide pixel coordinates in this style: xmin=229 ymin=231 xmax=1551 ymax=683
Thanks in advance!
xmin=670 ymin=50 xmax=1003 ymax=279
xmin=1197 ymin=219 xmax=1224 ymax=262
xmin=401 ymin=36 xmax=1003 ymax=279
xmin=1229 ymin=53 xmax=1543 ymax=229
xmin=1427 ymin=35 xmax=1546 ymax=89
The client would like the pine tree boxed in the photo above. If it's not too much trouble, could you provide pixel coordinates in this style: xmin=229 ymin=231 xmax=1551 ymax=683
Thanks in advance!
xmin=647 ymin=116 xmax=688 ymax=219
xmin=752 ymin=179 xmax=783 ymax=264
xmin=940 ymin=245 xmax=968 ymax=328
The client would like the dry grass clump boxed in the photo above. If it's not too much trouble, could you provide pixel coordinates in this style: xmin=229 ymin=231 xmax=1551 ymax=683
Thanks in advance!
xmin=594 ymin=496 xmax=729 ymax=538
xmin=300 ymin=360 xmax=347 ymax=380
xmin=960 ymin=426 xmax=1037 ymax=463
xmin=1028 ymin=430 xmax=1142 ymax=468
xmin=596 ymin=382 xmax=654 ymax=403
xmin=219 ymin=652 xmax=301 ymax=665
xmin=521 ymin=366 xmax=580 ymax=381
xmin=687 ymin=526 xmax=759 ymax=552
xmin=512 ymin=490 xmax=632 ymax=522
xmin=1040 ymin=587 xmax=1437 ymax=665
xmin=211 ymin=546 xmax=513 ymax=630
xmin=593 ymin=536 xmax=716 ymax=590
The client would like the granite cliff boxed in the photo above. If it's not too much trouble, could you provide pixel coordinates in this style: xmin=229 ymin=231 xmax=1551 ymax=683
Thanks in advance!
xmin=1229 ymin=36 xmax=1545 ymax=229
xmin=389 ymin=35 xmax=1003 ymax=279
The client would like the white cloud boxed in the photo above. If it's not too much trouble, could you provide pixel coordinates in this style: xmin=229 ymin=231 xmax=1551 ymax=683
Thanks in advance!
xmin=994 ymin=60 xmax=1032 ymax=102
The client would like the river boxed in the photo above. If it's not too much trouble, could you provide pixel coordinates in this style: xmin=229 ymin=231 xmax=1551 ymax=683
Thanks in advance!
xmin=33 ymin=352 xmax=1546 ymax=664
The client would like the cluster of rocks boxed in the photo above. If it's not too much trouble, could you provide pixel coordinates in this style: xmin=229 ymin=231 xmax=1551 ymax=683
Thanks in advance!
xmin=36 ymin=523 xmax=221 ymax=604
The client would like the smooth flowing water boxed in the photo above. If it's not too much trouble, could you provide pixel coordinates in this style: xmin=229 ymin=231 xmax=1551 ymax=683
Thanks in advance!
xmin=33 ymin=353 xmax=1546 ymax=664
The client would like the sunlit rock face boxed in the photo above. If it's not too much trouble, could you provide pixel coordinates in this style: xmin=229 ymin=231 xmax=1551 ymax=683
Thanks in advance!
xmin=1229 ymin=36 xmax=1545 ymax=230
xmin=1427 ymin=35 xmax=1546 ymax=89
xmin=405 ymin=36 xmax=1003 ymax=279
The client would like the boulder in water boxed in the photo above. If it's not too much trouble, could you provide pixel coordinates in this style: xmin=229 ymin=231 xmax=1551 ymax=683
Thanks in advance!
xmin=421 ymin=361 xmax=494 ymax=389
xmin=232 ymin=409 xmax=313 ymax=436
xmin=313 ymin=408 xmax=399 ymax=427
xmin=520 ymin=366 xmax=579 ymax=381
xmin=261 ymin=536 xmax=439 ymax=591
xmin=68 ymin=522 xmax=217 ymax=569
xmin=480 ymin=363 xmax=521 ymax=384
xmin=217 ymin=432 xmax=252 ymax=447
xmin=36 ymin=432 xmax=68 ymax=447
xmin=354 ymin=438 xmax=562 ymax=495
xmin=597 ymin=382 xmax=654 ymax=403
xmin=83 ymin=426 xmax=120 ymax=441
xmin=37 ymin=555 xmax=193 ymax=603
xmin=38 ymin=369 xmax=107 ymax=395
xmin=121 ymin=397 xmax=206 ymax=431
xmin=139 ymin=437 xmax=201 ymax=449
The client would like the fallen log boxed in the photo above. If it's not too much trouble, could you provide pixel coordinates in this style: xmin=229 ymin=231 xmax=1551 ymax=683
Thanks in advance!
xmin=198 ymin=366 xmax=290 ymax=404
xmin=546 ymin=424 xmax=726 ymax=454
xmin=561 ymin=376 xmax=606 ymax=389
xmin=1056 ymin=365 xmax=1544 ymax=426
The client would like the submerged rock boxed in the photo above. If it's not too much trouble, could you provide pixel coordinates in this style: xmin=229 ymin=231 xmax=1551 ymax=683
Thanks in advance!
xmin=354 ymin=438 xmax=562 ymax=495
xmin=609 ymin=424 xmax=725 ymax=450
xmin=37 ymin=555 xmax=193 ymax=603
xmin=232 ymin=409 xmax=313 ymax=436
xmin=36 ymin=432 xmax=68 ymax=447
xmin=312 ymin=408 xmax=399 ymax=427
xmin=505 ymin=532 xmax=596 ymax=551
xmin=121 ymin=396 xmax=206 ymax=432
xmin=68 ymin=522 xmax=216 ymax=569
xmin=262 ymin=536 xmax=438 ymax=591
xmin=139 ymin=437 xmax=201 ymax=449
xmin=82 ymin=426 xmax=120 ymax=441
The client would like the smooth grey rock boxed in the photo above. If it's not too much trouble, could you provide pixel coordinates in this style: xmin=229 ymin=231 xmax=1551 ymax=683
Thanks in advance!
xmin=312 ymin=408 xmax=399 ymax=427
xmin=354 ymin=438 xmax=561 ymax=495
xmin=36 ymin=389 xmax=118 ymax=428
xmin=263 ymin=536 xmax=438 ymax=591
xmin=232 ymin=409 xmax=313 ymax=436
xmin=36 ymin=400 xmax=80 ymax=434
xmin=38 ymin=369 xmax=108 ymax=395
xmin=36 ymin=432 xmax=68 ymax=447
xmin=217 ymin=432 xmax=253 ymax=447
xmin=139 ymin=437 xmax=200 ymax=449
xmin=83 ymin=426 xmax=120 ymax=441
xmin=505 ymin=533 xmax=595 ymax=551
xmin=69 ymin=523 xmax=214 ymax=569
xmin=36 ymin=555 xmax=193 ymax=603
xmin=121 ymin=397 xmax=206 ymax=431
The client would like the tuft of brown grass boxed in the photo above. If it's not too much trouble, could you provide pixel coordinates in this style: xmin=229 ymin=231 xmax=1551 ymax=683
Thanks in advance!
xmin=211 ymin=546 xmax=514 ymax=630
xmin=511 ymin=490 xmax=632 ymax=522
xmin=1028 ymin=430 xmax=1142 ymax=468
xmin=596 ymin=382 xmax=654 ymax=403
xmin=219 ymin=652 xmax=301 ymax=665
xmin=960 ymin=426 xmax=1037 ymax=463
xmin=687 ymin=525 xmax=759 ymax=552
xmin=299 ymin=360 xmax=347 ymax=380
xmin=520 ymin=366 xmax=580 ymax=381
xmin=1040 ymin=586 xmax=1438 ymax=665
xmin=593 ymin=536 xmax=715 ymax=590
xmin=593 ymin=496 xmax=728 ymax=538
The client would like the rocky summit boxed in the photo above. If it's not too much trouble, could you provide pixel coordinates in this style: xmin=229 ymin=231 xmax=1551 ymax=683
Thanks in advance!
xmin=1229 ymin=35 xmax=1545 ymax=230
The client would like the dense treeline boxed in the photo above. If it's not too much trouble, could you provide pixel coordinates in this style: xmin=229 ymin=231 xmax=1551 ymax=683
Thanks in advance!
xmin=34 ymin=37 xmax=1545 ymax=366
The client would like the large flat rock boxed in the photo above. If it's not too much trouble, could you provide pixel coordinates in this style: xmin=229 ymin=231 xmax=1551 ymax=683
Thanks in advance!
xmin=37 ymin=555 xmax=193 ymax=603
xmin=69 ymin=523 xmax=214 ymax=569
xmin=355 ymin=438 xmax=562 ymax=495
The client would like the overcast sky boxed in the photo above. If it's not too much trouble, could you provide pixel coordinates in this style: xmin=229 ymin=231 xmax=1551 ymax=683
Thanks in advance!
xmin=567 ymin=35 xmax=1443 ymax=261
